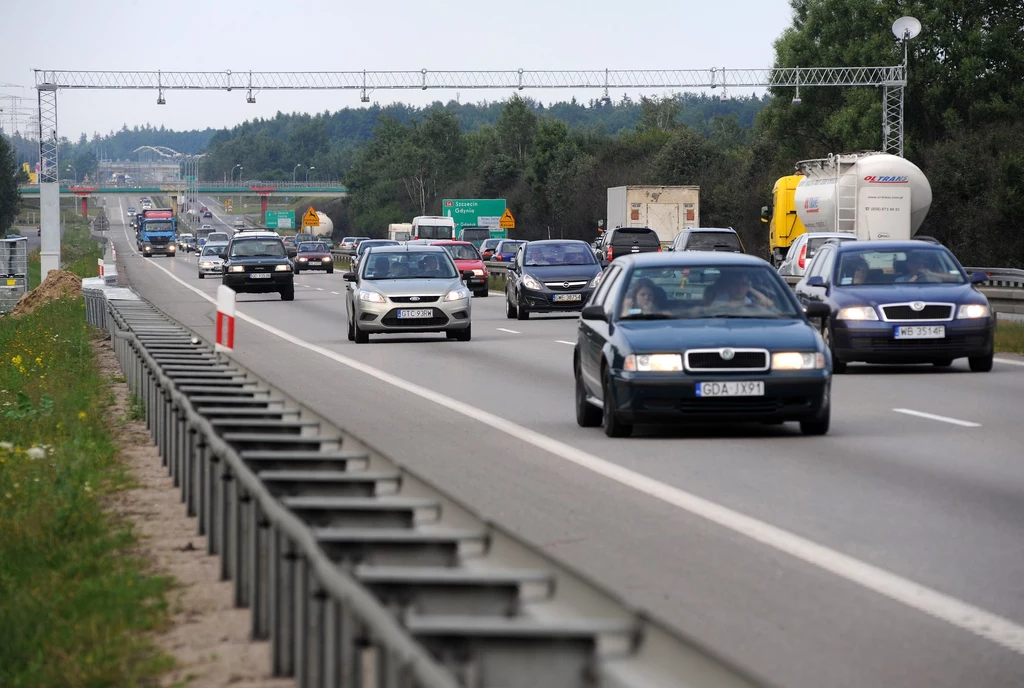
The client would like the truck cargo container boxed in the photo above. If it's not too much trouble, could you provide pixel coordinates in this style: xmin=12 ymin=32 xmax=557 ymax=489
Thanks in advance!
xmin=606 ymin=185 xmax=700 ymax=246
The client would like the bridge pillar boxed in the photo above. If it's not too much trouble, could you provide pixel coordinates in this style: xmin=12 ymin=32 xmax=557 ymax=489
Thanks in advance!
xmin=80 ymin=196 xmax=88 ymax=219
xmin=71 ymin=187 xmax=98 ymax=223
xmin=261 ymin=196 xmax=268 ymax=224
xmin=250 ymin=185 xmax=277 ymax=227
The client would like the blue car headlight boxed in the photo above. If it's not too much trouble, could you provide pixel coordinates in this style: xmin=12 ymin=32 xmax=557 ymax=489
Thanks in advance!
xmin=957 ymin=304 xmax=990 ymax=319
xmin=837 ymin=306 xmax=878 ymax=321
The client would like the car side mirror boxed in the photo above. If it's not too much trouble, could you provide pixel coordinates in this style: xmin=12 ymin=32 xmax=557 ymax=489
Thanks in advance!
xmin=970 ymin=272 xmax=988 ymax=284
xmin=218 ymin=252 xmax=227 ymax=260
xmin=803 ymin=302 xmax=831 ymax=319
xmin=462 ymin=270 xmax=475 ymax=281
xmin=760 ymin=205 xmax=769 ymax=223
xmin=342 ymin=272 xmax=358 ymax=282
xmin=506 ymin=262 xmax=516 ymax=272
xmin=581 ymin=305 xmax=607 ymax=321
xmin=806 ymin=275 xmax=825 ymax=288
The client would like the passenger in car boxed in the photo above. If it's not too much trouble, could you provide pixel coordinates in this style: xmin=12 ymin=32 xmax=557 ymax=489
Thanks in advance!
xmin=703 ymin=272 xmax=775 ymax=310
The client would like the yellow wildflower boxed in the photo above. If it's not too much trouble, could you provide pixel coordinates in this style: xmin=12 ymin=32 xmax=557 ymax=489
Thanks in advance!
xmin=78 ymin=412 xmax=87 ymax=421
xmin=11 ymin=355 xmax=22 ymax=366
xmin=35 ymin=357 xmax=42 ymax=366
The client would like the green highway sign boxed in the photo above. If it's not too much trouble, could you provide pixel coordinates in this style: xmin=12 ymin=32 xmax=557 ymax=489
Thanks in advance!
xmin=442 ymin=198 xmax=507 ymax=232
xmin=265 ymin=209 xmax=295 ymax=230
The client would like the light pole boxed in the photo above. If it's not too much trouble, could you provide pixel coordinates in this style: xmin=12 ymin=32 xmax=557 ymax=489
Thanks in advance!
xmin=66 ymin=165 xmax=76 ymax=183
xmin=305 ymin=166 xmax=315 ymax=182
xmin=293 ymin=163 xmax=302 ymax=182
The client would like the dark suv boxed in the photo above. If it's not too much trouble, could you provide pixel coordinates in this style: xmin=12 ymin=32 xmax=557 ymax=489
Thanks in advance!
xmin=220 ymin=230 xmax=295 ymax=301
xmin=596 ymin=226 xmax=661 ymax=266
xmin=667 ymin=227 xmax=746 ymax=253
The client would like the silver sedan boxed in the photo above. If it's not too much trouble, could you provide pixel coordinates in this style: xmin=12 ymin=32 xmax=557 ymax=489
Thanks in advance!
xmin=196 ymin=243 xmax=228 ymax=278
xmin=344 ymin=245 xmax=473 ymax=343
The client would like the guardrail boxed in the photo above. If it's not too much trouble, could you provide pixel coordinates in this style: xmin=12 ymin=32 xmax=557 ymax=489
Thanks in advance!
xmin=79 ymin=272 xmax=768 ymax=687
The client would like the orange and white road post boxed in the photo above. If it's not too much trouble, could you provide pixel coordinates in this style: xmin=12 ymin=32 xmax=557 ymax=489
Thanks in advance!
xmin=215 ymin=285 xmax=236 ymax=353
xmin=97 ymin=257 xmax=104 ymax=277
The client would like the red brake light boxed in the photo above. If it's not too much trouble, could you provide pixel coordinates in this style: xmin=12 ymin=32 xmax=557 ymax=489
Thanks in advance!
xmin=607 ymin=246 xmax=613 ymax=261
xmin=798 ymin=244 xmax=807 ymax=269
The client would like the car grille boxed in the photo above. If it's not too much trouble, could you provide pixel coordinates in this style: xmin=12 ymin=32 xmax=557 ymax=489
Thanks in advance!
xmin=149 ymin=236 xmax=169 ymax=245
xmin=685 ymin=349 xmax=769 ymax=371
xmin=545 ymin=281 xmax=589 ymax=291
xmin=390 ymin=296 xmax=441 ymax=303
xmin=246 ymin=265 xmax=272 ymax=273
xmin=850 ymin=335 xmax=987 ymax=353
xmin=381 ymin=308 xmax=449 ymax=327
xmin=881 ymin=304 xmax=954 ymax=321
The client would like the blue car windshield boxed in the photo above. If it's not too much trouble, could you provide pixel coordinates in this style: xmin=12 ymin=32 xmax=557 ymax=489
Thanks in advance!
xmin=836 ymin=249 xmax=965 ymax=286
xmin=617 ymin=265 xmax=800 ymax=320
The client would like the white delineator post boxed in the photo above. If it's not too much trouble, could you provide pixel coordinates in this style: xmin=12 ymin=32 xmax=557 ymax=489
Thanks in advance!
xmin=97 ymin=257 xmax=104 ymax=277
xmin=215 ymin=285 xmax=236 ymax=353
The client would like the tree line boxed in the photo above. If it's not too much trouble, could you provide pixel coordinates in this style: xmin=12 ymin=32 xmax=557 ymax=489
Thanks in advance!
xmin=5 ymin=0 xmax=1023 ymax=267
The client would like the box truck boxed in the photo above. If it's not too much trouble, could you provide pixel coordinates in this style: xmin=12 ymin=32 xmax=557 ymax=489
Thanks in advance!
xmin=606 ymin=185 xmax=700 ymax=246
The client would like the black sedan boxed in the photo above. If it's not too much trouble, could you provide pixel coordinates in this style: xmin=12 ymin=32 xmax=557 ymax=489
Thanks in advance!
xmin=505 ymin=240 xmax=603 ymax=319
xmin=575 ymin=252 xmax=832 ymax=438
xmin=793 ymin=240 xmax=994 ymax=373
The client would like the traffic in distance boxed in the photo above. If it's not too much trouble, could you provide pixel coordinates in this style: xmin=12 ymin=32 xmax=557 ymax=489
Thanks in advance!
xmin=135 ymin=148 xmax=997 ymax=439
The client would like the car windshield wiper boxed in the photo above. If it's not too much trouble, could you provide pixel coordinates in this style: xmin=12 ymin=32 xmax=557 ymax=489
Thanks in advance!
xmin=247 ymin=253 xmax=283 ymax=258
xmin=619 ymin=313 xmax=675 ymax=320
xmin=707 ymin=313 xmax=793 ymax=319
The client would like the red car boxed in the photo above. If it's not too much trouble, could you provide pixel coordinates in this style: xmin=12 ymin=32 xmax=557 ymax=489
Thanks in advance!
xmin=430 ymin=241 xmax=489 ymax=297
xmin=293 ymin=240 xmax=334 ymax=274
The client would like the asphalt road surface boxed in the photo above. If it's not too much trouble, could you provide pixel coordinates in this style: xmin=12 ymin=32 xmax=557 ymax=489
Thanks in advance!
xmin=108 ymin=195 xmax=1024 ymax=688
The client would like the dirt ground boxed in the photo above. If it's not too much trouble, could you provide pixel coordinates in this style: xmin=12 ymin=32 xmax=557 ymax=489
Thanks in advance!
xmin=95 ymin=337 xmax=293 ymax=688
xmin=11 ymin=270 xmax=82 ymax=316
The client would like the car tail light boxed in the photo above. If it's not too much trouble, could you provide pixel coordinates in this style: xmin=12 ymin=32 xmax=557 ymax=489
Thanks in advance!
xmin=798 ymin=244 xmax=807 ymax=270
xmin=607 ymin=246 xmax=614 ymax=261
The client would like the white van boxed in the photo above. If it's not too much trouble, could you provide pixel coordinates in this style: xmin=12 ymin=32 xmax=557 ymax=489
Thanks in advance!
xmin=388 ymin=222 xmax=413 ymax=242
xmin=410 ymin=215 xmax=455 ymax=242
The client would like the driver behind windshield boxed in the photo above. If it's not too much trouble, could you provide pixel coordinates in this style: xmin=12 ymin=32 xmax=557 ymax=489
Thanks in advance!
xmin=420 ymin=254 xmax=445 ymax=277
xmin=703 ymin=271 xmax=776 ymax=311
xmin=621 ymin=278 xmax=671 ymax=317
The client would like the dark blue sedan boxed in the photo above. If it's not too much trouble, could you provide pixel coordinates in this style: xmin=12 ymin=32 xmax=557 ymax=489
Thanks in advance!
xmin=793 ymin=240 xmax=994 ymax=373
xmin=574 ymin=253 xmax=833 ymax=438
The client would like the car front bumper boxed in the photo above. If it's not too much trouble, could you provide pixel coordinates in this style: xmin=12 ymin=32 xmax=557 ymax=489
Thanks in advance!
xmin=519 ymin=287 xmax=594 ymax=312
xmin=223 ymin=271 xmax=293 ymax=293
xmin=833 ymin=318 xmax=994 ymax=363
xmin=295 ymin=259 xmax=333 ymax=271
xmin=198 ymin=262 xmax=224 ymax=275
xmin=353 ymin=297 xmax=471 ymax=333
xmin=607 ymin=369 xmax=830 ymax=424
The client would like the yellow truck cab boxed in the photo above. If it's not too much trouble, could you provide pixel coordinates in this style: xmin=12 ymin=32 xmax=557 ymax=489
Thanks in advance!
xmin=761 ymin=174 xmax=807 ymax=267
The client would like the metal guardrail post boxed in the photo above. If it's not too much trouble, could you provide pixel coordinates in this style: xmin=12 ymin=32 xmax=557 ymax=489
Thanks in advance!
xmin=234 ymin=487 xmax=251 ymax=608
xmin=250 ymin=499 xmax=271 ymax=640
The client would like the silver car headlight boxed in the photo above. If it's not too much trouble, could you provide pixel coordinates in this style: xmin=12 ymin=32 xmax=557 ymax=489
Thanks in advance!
xmin=957 ymin=304 xmax=989 ymax=319
xmin=837 ymin=306 xmax=878 ymax=321
xmin=522 ymin=274 xmax=543 ymax=291
xmin=358 ymin=289 xmax=386 ymax=303
xmin=444 ymin=287 xmax=470 ymax=302
xmin=772 ymin=352 xmax=827 ymax=370
xmin=199 ymin=261 xmax=214 ymax=268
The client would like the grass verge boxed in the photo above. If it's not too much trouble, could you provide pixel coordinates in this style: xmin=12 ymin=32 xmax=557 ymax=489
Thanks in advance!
xmin=995 ymin=320 xmax=1024 ymax=354
xmin=0 ymin=299 xmax=174 ymax=687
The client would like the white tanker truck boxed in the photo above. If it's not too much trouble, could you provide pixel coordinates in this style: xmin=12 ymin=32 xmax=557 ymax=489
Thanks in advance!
xmin=792 ymin=151 xmax=932 ymax=242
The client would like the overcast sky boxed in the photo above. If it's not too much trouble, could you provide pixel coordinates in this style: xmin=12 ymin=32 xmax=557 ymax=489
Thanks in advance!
xmin=1 ymin=0 xmax=795 ymax=140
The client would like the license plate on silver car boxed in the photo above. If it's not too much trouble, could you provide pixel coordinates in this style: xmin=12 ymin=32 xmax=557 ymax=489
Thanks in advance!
xmin=553 ymin=293 xmax=582 ymax=302
xmin=397 ymin=309 xmax=433 ymax=319
xmin=696 ymin=381 xmax=765 ymax=397
xmin=249 ymin=273 xmax=271 ymax=279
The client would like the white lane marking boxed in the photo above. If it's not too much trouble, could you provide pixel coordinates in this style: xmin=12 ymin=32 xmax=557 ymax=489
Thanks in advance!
xmin=892 ymin=408 xmax=982 ymax=428
xmin=555 ymin=340 xmax=575 ymax=346
xmin=120 ymin=247 xmax=1024 ymax=655
xmin=496 ymin=328 xmax=520 ymax=334
xmin=994 ymin=358 xmax=1024 ymax=367
xmin=330 ymin=291 xmax=340 ymax=295
xmin=316 ymin=288 xmax=324 ymax=291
